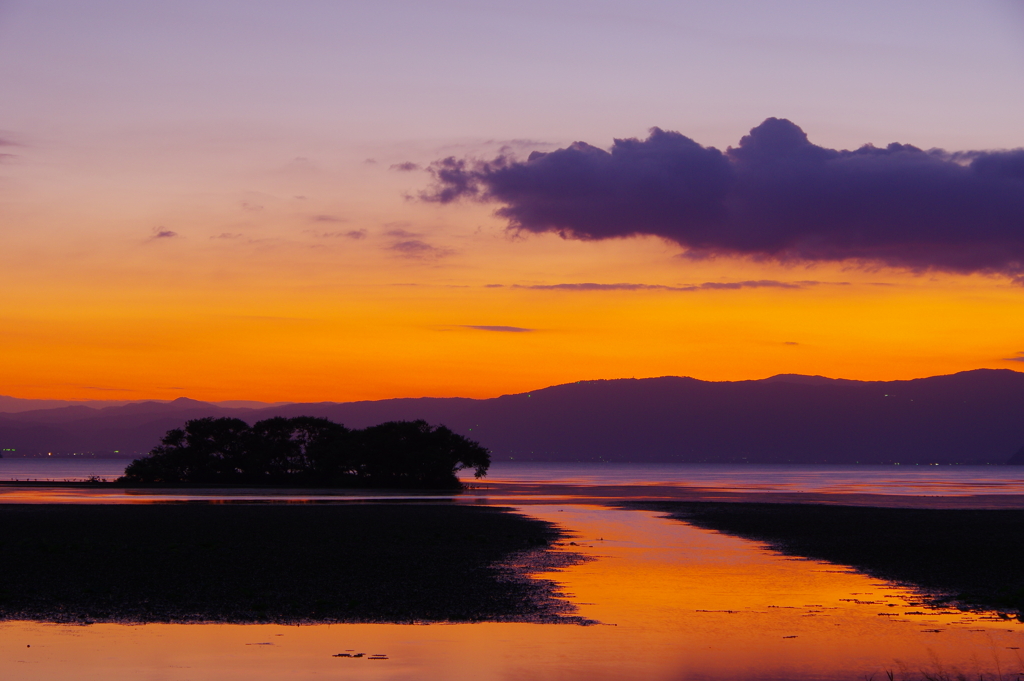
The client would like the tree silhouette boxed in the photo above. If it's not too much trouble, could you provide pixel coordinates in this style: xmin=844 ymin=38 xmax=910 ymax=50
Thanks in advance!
xmin=245 ymin=416 xmax=351 ymax=483
xmin=353 ymin=420 xmax=490 ymax=488
xmin=121 ymin=417 xmax=250 ymax=483
xmin=120 ymin=417 xmax=489 ymax=488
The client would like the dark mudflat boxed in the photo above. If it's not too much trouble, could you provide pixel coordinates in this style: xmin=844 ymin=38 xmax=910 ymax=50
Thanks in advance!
xmin=628 ymin=501 xmax=1024 ymax=616
xmin=0 ymin=503 xmax=582 ymax=624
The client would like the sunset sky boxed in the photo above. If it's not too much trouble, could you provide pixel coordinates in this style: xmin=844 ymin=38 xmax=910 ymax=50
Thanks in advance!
xmin=2 ymin=0 xmax=1023 ymax=402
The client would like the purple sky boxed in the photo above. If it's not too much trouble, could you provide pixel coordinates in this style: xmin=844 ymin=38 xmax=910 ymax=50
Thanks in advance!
xmin=3 ymin=0 xmax=1023 ymax=154
xmin=2 ymin=1 xmax=1024 ymax=400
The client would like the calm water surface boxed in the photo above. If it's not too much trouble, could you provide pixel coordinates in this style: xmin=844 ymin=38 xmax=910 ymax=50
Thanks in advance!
xmin=483 ymin=462 xmax=1024 ymax=495
xmin=4 ymin=459 xmax=1024 ymax=495
xmin=3 ymin=460 xmax=1024 ymax=678
xmin=0 ymin=458 xmax=128 ymax=482
xmin=2 ymin=506 xmax=1021 ymax=681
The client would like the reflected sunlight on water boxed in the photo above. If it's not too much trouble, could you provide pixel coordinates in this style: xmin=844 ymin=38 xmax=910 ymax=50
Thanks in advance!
xmin=2 ymin=506 xmax=1021 ymax=681
xmin=5 ymin=461 xmax=1024 ymax=509
xmin=5 ymin=461 xmax=1024 ymax=497
xmin=481 ymin=463 xmax=1024 ymax=496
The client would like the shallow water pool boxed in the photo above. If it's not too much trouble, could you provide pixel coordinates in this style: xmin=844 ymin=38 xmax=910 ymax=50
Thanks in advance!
xmin=2 ymin=505 xmax=1021 ymax=680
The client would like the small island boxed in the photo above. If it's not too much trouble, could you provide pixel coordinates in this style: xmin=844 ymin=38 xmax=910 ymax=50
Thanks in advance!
xmin=119 ymin=416 xmax=489 ymax=489
xmin=0 ymin=418 xmax=592 ymax=624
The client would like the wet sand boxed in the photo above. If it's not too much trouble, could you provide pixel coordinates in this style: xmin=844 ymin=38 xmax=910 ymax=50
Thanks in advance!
xmin=630 ymin=501 xmax=1024 ymax=616
xmin=3 ymin=480 xmax=1024 ymax=626
xmin=4 ymin=506 xmax=1023 ymax=681
xmin=0 ymin=503 xmax=583 ymax=624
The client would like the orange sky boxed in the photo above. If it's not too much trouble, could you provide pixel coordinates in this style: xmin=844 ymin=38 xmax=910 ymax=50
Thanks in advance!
xmin=2 ymin=2 xmax=1023 ymax=402
xmin=4 ymin=182 xmax=1024 ymax=402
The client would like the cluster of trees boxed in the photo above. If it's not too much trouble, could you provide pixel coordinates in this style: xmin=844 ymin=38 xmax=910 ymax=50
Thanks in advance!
xmin=118 ymin=417 xmax=490 ymax=489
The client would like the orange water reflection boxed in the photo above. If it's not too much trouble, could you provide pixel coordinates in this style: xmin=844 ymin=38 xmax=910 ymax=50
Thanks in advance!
xmin=2 ymin=506 xmax=1022 ymax=681
xmin=6 ymin=484 xmax=1024 ymax=510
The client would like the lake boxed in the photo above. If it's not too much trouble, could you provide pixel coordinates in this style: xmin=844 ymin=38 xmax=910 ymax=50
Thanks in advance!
xmin=2 ymin=461 xmax=1023 ymax=679
xmin=4 ymin=459 xmax=1024 ymax=495
xmin=2 ymin=504 xmax=1022 ymax=680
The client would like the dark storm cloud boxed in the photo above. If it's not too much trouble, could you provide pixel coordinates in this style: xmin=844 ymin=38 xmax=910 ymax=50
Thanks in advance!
xmin=462 ymin=325 xmax=533 ymax=333
xmin=423 ymin=118 xmax=1024 ymax=281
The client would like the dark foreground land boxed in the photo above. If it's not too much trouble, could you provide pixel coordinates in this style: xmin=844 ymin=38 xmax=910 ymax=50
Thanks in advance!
xmin=631 ymin=501 xmax=1024 ymax=617
xmin=0 ymin=503 xmax=582 ymax=624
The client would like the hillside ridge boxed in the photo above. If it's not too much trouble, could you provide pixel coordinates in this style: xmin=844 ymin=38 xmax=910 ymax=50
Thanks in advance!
xmin=1 ymin=369 xmax=1022 ymax=464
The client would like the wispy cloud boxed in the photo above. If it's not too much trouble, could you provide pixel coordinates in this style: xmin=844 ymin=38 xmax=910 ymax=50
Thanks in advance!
xmin=390 ymin=162 xmax=421 ymax=172
xmin=305 ymin=229 xmax=367 ymax=239
xmin=311 ymin=214 xmax=347 ymax=223
xmin=1005 ymin=352 xmax=1024 ymax=363
xmin=389 ymin=239 xmax=452 ymax=257
xmin=384 ymin=227 xmax=423 ymax=238
xmin=152 ymin=228 xmax=178 ymax=239
xmin=461 ymin=325 xmax=533 ymax=333
xmin=511 ymin=280 xmax=823 ymax=292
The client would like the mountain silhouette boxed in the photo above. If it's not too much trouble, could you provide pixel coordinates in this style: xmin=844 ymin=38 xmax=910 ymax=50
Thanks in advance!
xmin=1 ymin=369 xmax=1022 ymax=464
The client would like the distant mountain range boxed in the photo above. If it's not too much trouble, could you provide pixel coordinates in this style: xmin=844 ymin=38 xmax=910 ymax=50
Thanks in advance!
xmin=1 ymin=369 xmax=1023 ymax=464
xmin=0 ymin=396 xmax=292 ymax=413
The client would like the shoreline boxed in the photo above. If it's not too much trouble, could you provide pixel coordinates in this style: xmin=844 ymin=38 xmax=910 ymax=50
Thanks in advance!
xmin=0 ymin=503 xmax=587 ymax=625
xmin=628 ymin=500 xmax=1024 ymax=618
xmin=4 ymin=484 xmax=1024 ymax=624
xmin=467 ymin=482 xmax=1024 ymax=509
xmin=6 ymin=479 xmax=1024 ymax=509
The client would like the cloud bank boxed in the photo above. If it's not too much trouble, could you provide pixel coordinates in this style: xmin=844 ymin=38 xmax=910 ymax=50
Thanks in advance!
xmin=423 ymin=118 xmax=1024 ymax=281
